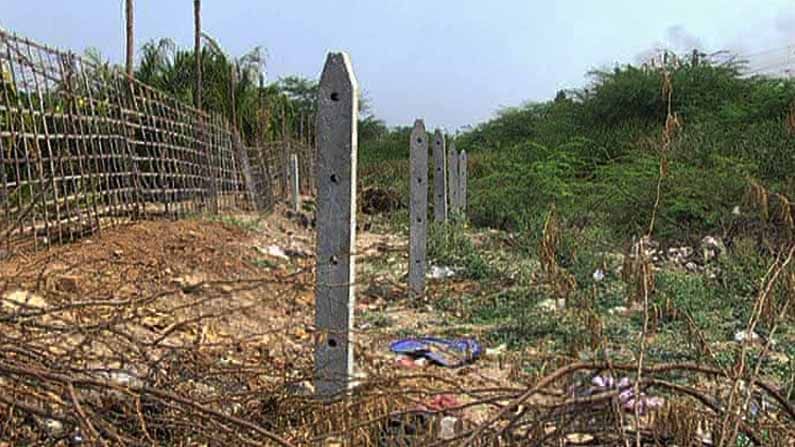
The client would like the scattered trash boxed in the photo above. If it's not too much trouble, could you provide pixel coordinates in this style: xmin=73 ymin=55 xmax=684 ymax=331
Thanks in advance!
xmin=395 ymin=355 xmax=428 ymax=369
xmin=732 ymin=205 xmax=742 ymax=216
xmin=565 ymin=433 xmax=596 ymax=444
xmin=424 ymin=394 xmax=460 ymax=412
xmin=537 ymin=298 xmax=564 ymax=312
xmin=439 ymin=416 xmax=462 ymax=440
xmin=323 ymin=436 xmax=343 ymax=447
xmin=44 ymin=418 xmax=64 ymax=436
xmin=608 ymin=306 xmax=629 ymax=315
xmin=106 ymin=370 xmax=143 ymax=388
xmin=588 ymin=375 xmax=665 ymax=415
xmin=734 ymin=330 xmax=761 ymax=344
xmin=428 ymin=265 xmax=456 ymax=279
xmin=592 ymin=268 xmax=605 ymax=282
xmin=258 ymin=244 xmax=289 ymax=261
xmin=701 ymin=236 xmax=726 ymax=263
xmin=485 ymin=343 xmax=507 ymax=358
xmin=2 ymin=290 xmax=46 ymax=311
xmin=390 ymin=337 xmax=481 ymax=368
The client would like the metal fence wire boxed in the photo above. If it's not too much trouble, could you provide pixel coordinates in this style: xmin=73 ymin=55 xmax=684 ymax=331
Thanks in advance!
xmin=0 ymin=30 xmax=310 ymax=254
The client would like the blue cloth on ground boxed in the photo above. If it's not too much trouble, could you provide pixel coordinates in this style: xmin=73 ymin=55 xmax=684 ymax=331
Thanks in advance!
xmin=389 ymin=337 xmax=482 ymax=367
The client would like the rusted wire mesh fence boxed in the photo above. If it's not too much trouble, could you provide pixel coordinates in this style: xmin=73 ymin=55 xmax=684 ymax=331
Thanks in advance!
xmin=0 ymin=30 xmax=311 ymax=255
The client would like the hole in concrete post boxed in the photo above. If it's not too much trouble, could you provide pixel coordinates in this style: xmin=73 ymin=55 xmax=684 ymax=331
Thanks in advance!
xmin=330 ymin=255 xmax=338 ymax=266
xmin=417 ymin=217 xmax=422 ymax=223
xmin=330 ymin=174 xmax=338 ymax=183
xmin=330 ymin=92 xmax=340 ymax=101
xmin=417 ymin=138 xmax=422 ymax=144
xmin=328 ymin=338 xmax=337 ymax=348
xmin=417 ymin=177 xmax=422 ymax=183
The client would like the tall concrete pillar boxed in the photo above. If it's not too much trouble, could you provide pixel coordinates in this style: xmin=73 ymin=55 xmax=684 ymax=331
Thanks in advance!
xmin=314 ymin=52 xmax=358 ymax=399
xmin=432 ymin=130 xmax=447 ymax=223
xmin=409 ymin=120 xmax=428 ymax=299
xmin=290 ymin=153 xmax=300 ymax=212
xmin=448 ymin=142 xmax=459 ymax=214
xmin=459 ymin=150 xmax=468 ymax=213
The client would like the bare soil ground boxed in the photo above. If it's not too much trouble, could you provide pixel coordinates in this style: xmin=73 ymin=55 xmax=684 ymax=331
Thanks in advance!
xmin=0 ymin=207 xmax=526 ymax=445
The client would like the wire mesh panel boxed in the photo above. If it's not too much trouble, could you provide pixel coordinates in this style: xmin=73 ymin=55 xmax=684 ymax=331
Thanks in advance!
xmin=0 ymin=30 xmax=272 ymax=254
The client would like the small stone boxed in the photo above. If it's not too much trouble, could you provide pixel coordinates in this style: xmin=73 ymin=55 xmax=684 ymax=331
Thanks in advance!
xmin=113 ymin=250 xmax=123 ymax=257
xmin=685 ymin=262 xmax=699 ymax=272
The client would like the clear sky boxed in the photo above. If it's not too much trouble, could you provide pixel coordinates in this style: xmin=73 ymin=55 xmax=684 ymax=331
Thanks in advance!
xmin=2 ymin=1 xmax=794 ymax=130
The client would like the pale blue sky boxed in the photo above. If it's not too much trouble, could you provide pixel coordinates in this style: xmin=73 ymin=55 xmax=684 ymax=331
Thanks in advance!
xmin=2 ymin=1 xmax=794 ymax=130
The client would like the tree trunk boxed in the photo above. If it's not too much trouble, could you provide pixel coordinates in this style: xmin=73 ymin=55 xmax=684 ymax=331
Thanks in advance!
xmin=194 ymin=0 xmax=202 ymax=109
xmin=125 ymin=0 xmax=134 ymax=77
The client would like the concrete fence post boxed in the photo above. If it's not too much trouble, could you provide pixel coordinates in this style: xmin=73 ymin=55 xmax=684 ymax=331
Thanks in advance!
xmin=448 ymin=142 xmax=459 ymax=214
xmin=459 ymin=150 xmax=467 ymax=213
xmin=290 ymin=153 xmax=300 ymax=212
xmin=314 ymin=52 xmax=358 ymax=399
xmin=409 ymin=119 xmax=428 ymax=299
xmin=432 ymin=130 xmax=447 ymax=223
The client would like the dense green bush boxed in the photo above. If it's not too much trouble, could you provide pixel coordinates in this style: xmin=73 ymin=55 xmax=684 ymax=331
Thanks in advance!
xmin=360 ymin=53 xmax=795 ymax=244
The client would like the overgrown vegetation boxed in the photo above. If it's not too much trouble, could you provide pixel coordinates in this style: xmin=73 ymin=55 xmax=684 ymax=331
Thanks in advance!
xmin=362 ymin=52 xmax=795 ymax=247
xmin=358 ymin=51 xmax=795 ymax=443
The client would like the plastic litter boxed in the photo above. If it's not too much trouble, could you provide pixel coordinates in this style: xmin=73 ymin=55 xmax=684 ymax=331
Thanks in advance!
xmin=259 ymin=244 xmax=289 ymax=261
xmin=588 ymin=374 xmax=664 ymax=414
xmin=592 ymin=268 xmax=605 ymax=282
xmin=734 ymin=330 xmax=761 ymax=344
xmin=390 ymin=337 xmax=481 ymax=368
xmin=428 ymin=265 xmax=456 ymax=279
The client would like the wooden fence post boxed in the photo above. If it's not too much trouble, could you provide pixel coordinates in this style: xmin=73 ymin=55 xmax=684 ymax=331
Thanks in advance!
xmin=459 ymin=150 xmax=467 ymax=213
xmin=432 ymin=130 xmax=447 ymax=223
xmin=409 ymin=119 xmax=428 ymax=299
xmin=290 ymin=153 xmax=300 ymax=212
xmin=448 ymin=142 xmax=459 ymax=214
xmin=314 ymin=52 xmax=358 ymax=399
